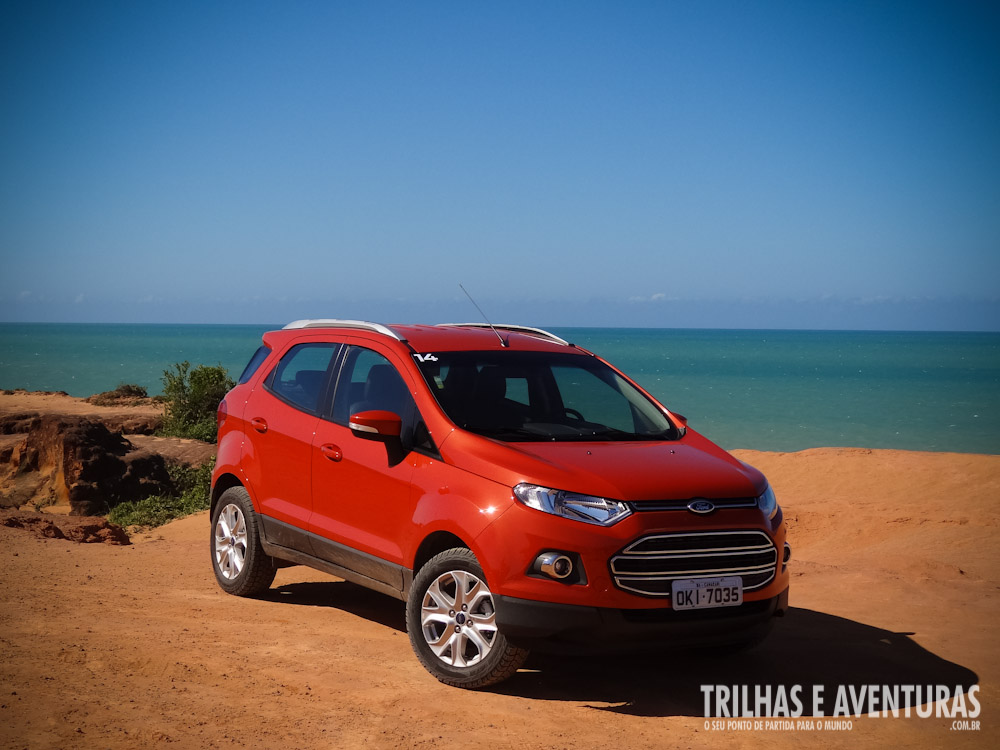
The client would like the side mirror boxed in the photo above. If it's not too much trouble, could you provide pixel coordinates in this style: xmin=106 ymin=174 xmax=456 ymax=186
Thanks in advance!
xmin=670 ymin=412 xmax=687 ymax=436
xmin=349 ymin=410 xmax=403 ymax=439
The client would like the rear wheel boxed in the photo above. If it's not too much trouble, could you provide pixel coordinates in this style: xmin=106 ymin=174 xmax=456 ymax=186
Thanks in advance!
xmin=406 ymin=548 xmax=528 ymax=688
xmin=210 ymin=486 xmax=276 ymax=596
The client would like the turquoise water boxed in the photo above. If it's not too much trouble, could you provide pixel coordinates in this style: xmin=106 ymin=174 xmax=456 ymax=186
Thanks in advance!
xmin=1 ymin=323 xmax=998 ymax=454
xmin=565 ymin=328 xmax=1000 ymax=455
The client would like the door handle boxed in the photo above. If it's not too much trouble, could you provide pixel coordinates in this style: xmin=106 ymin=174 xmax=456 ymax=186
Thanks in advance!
xmin=251 ymin=417 xmax=268 ymax=433
xmin=320 ymin=444 xmax=343 ymax=462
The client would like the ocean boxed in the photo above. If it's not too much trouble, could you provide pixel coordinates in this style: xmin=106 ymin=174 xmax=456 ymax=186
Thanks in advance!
xmin=1 ymin=323 xmax=997 ymax=455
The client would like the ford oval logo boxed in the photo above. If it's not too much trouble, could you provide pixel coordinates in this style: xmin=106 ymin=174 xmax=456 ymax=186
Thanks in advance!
xmin=687 ymin=499 xmax=715 ymax=515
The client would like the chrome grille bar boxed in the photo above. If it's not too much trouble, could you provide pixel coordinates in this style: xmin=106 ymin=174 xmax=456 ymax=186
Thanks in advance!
xmin=610 ymin=530 xmax=777 ymax=598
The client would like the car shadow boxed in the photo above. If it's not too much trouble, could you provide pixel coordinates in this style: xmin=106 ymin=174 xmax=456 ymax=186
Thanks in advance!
xmin=257 ymin=587 xmax=978 ymax=717
xmin=494 ymin=607 xmax=979 ymax=716
xmin=263 ymin=580 xmax=408 ymax=633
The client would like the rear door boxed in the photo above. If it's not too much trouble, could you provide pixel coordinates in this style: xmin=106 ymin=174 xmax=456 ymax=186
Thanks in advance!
xmin=241 ymin=340 xmax=340 ymax=535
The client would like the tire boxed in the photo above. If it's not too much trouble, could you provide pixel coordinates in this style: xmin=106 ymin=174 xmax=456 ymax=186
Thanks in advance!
xmin=406 ymin=548 xmax=529 ymax=689
xmin=210 ymin=486 xmax=276 ymax=597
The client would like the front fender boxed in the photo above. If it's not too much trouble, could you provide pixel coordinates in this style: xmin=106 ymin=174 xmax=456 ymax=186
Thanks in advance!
xmin=404 ymin=460 xmax=515 ymax=580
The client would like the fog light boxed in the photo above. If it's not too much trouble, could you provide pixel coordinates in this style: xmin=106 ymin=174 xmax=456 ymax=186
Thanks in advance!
xmin=535 ymin=552 xmax=573 ymax=580
xmin=783 ymin=542 xmax=792 ymax=563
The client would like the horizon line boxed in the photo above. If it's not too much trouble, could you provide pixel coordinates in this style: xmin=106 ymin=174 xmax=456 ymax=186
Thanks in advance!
xmin=2 ymin=320 xmax=999 ymax=335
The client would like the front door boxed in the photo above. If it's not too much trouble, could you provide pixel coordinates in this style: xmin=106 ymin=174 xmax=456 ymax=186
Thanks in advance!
xmin=310 ymin=345 xmax=425 ymax=585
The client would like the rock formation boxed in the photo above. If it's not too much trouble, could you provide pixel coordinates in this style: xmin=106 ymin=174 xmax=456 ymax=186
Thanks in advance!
xmin=0 ymin=511 xmax=131 ymax=545
xmin=0 ymin=416 xmax=172 ymax=515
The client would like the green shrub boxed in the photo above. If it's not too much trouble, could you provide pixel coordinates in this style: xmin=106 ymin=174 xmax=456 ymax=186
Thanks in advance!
xmin=108 ymin=458 xmax=215 ymax=529
xmin=112 ymin=382 xmax=148 ymax=398
xmin=160 ymin=361 xmax=234 ymax=442
xmin=87 ymin=382 xmax=149 ymax=405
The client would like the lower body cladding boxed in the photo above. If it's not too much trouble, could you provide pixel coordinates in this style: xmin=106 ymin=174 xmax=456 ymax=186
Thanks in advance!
xmin=258 ymin=515 xmax=790 ymax=653
xmin=493 ymin=588 xmax=789 ymax=652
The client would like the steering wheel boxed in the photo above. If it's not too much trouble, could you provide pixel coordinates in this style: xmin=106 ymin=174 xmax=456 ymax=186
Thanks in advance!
xmin=564 ymin=407 xmax=585 ymax=422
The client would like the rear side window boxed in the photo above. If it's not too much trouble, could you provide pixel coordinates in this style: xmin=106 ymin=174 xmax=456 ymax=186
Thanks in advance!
xmin=266 ymin=343 xmax=340 ymax=414
xmin=238 ymin=345 xmax=272 ymax=385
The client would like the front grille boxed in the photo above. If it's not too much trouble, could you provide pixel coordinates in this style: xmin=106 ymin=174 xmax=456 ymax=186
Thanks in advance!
xmin=610 ymin=530 xmax=777 ymax=598
xmin=630 ymin=497 xmax=758 ymax=512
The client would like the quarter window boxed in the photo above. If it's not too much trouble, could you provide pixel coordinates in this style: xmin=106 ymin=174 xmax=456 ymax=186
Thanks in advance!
xmin=238 ymin=345 xmax=271 ymax=385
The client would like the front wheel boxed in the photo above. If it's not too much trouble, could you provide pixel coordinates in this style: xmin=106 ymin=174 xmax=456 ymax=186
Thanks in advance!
xmin=406 ymin=548 xmax=528 ymax=688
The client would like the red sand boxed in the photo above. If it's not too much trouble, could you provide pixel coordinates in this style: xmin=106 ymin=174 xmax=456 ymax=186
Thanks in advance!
xmin=1 ymin=398 xmax=996 ymax=748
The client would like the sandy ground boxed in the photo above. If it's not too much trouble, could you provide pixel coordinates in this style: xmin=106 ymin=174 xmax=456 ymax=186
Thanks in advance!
xmin=1 ymin=446 xmax=997 ymax=749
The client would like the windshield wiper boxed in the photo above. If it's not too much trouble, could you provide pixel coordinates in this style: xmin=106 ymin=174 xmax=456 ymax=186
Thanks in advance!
xmin=467 ymin=424 xmax=676 ymax=443
xmin=466 ymin=426 xmax=553 ymax=442
xmin=564 ymin=426 xmax=676 ymax=442
xmin=571 ymin=427 xmax=635 ymax=441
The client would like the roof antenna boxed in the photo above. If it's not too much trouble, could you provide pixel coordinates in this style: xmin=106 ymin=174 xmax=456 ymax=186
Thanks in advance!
xmin=459 ymin=283 xmax=508 ymax=347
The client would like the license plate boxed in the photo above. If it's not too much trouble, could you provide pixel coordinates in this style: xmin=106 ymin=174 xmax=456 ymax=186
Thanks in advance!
xmin=671 ymin=576 xmax=743 ymax=610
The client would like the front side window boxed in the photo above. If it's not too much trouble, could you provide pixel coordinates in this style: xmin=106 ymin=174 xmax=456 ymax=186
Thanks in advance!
xmin=266 ymin=342 xmax=339 ymax=413
xmin=333 ymin=348 xmax=411 ymax=423
xmin=414 ymin=351 xmax=678 ymax=442
xmin=333 ymin=346 xmax=435 ymax=453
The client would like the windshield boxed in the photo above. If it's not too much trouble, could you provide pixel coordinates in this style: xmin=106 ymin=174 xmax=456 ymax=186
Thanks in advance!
xmin=414 ymin=351 xmax=679 ymax=442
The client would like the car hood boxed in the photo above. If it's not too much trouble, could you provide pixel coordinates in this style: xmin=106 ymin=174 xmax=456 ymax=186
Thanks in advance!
xmin=442 ymin=428 xmax=766 ymax=501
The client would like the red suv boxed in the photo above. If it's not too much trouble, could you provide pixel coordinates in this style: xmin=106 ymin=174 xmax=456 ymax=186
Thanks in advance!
xmin=211 ymin=320 xmax=790 ymax=688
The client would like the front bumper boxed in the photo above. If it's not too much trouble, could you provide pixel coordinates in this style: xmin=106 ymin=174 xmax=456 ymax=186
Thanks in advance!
xmin=494 ymin=587 xmax=789 ymax=651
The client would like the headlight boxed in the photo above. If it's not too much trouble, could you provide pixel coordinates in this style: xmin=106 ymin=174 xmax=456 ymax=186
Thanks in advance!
xmin=758 ymin=484 xmax=779 ymax=520
xmin=513 ymin=484 xmax=631 ymax=526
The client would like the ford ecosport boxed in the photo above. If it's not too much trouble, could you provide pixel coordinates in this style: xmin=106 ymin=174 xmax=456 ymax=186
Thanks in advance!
xmin=211 ymin=320 xmax=790 ymax=688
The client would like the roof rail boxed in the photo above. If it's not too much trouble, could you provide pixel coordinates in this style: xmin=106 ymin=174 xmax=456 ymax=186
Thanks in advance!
xmin=283 ymin=319 xmax=404 ymax=341
xmin=439 ymin=323 xmax=570 ymax=346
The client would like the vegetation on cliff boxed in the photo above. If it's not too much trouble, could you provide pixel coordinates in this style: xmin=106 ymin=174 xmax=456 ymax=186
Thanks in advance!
xmin=160 ymin=362 xmax=233 ymax=442
xmin=108 ymin=458 xmax=214 ymax=529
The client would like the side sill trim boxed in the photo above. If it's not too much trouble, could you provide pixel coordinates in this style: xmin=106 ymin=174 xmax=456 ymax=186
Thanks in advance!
xmin=259 ymin=515 xmax=410 ymax=600
xmin=260 ymin=537 xmax=408 ymax=602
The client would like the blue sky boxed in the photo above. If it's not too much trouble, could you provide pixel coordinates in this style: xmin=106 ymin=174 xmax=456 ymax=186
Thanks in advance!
xmin=1 ymin=0 xmax=998 ymax=330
